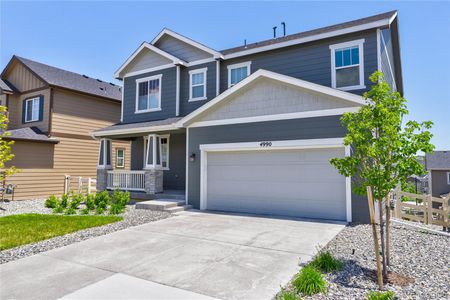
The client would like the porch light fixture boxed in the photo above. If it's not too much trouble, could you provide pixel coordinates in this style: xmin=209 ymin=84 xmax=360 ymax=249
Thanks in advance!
xmin=189 ymin=153 xmax=196 ymax=162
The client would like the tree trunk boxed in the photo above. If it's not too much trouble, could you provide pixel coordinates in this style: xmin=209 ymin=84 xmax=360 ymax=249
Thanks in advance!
xmin=378 ymin=198 xmax=387 ymax=278
xmin=367 ymin=186 xmax=383 ymax=289
xmin=385 ymin=193 xmax=391 ymax=266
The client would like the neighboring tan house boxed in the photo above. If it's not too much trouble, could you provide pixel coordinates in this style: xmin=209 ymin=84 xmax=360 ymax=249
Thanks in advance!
xmin=93 ymin=11 xmax=402 ymax=223
xmin=0 ymin=56 xmax=130 ymax=200
xmin=426 ymin=151 xmax=450 ymax=198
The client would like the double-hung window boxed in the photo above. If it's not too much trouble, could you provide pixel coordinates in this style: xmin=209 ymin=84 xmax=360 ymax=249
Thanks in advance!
xmin=330 ymin=39 xmax=365 ymax=90
xmin=227 ymin=61 xmax=251 ymax=87
xmin=116 ymin=149 xmax=125 ymax=168
xmin=189 ymin=68 xmax=207 ymax=101
xmin=24 ymin=97 xmax=41 ymax=122
xmin=136 ymin=74 xmax=162 ymax=113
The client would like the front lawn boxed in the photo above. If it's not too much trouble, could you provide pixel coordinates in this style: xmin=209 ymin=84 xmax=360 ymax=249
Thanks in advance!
xmin=0 ymin=213 xmax=122 ymax=250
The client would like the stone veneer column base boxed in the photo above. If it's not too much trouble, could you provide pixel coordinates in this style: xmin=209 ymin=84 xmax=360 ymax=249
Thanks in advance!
xmin=96 ymin=167 xmax=112 ymax=192
xmin=144 ymin=169 xmax=163 ymax=194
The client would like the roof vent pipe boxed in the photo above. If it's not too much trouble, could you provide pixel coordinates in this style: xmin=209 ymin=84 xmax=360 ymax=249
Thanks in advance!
xmin=244 ymin=39 xmax=247 ymax=48
xmin=273 ymin=26 xmax=277 ymax=38
xmin=281 ymin=22 xmax=286 ymax=36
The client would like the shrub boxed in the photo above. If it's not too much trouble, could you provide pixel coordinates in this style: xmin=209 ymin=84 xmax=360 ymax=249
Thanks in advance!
xmin=95 ymin=206 xmax=105 ymax=215
xmin=109 ymin=190 xmax=130 ymax=215
xmin=366 ymin=290 xmax=395 ymax=300
xmin=80 ymin=207 xmax=90 ymax=215
xmin=293 ymin=266 xmax=326 ymax=296
xmin=53 ymin=205 xmax=64 ymax=214
xmin=277 ymin=288 xmax=300 ymax=300
xmin=45 ymin=195 xmax=60 ymax=208
xmin=65 ymin=207 xmax=76 ymax=215
xmin=69 ymin=193 xmax=84 ymax=210
xmin=60 ymin=194 xmax=69 ymax=209
xmin=85 ymin=194 xmax=95 ymax=210
xmin=309 ymin=251 xmax=343 ymax=273
xmin=94 ymin=191 xmax=110 ymax=210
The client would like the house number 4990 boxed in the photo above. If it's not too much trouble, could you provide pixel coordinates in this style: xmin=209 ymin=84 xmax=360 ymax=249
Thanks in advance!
xmin=259 ymin=141 xmax=272 ymax=147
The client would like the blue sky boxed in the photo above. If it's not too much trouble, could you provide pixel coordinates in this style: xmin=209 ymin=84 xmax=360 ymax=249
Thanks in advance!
xmin=1 ymin=1 xmax=449 ymax=150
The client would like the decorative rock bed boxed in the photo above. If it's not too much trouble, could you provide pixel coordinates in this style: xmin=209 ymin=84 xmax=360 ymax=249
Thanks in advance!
xmin=0 ymin=199 xmax=171 ymax=264
xmin=280 ymin=222 xmax=449 ymax=300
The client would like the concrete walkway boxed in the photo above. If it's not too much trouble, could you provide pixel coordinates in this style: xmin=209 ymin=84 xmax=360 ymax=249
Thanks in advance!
xmin=0 ymin=211 xmax=345 ymax=300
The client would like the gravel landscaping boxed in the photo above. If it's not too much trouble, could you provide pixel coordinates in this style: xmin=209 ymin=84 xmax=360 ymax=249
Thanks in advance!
xmin=280 ymin=222 xmax=449 ymax=300
xmin=0 ymin=199 xmax=171 ymax=264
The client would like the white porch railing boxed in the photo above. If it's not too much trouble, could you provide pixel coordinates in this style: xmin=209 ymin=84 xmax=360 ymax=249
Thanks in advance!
xmin=107 ymin=170 xmax=146 ymax=191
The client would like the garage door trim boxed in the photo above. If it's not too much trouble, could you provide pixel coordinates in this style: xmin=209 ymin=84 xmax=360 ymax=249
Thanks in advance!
xmin=199 ymin=137 xmax=352 ymax=222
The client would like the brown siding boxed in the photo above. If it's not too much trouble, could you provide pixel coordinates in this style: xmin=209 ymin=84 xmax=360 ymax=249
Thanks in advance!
xmin=3 ymin=60 xmax=46 ymax=92
xmin=6 ymin=88 xmax=51 ymax=132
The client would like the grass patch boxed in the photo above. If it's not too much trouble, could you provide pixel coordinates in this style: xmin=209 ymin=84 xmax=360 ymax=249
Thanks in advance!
xmin=277 ymin=288 xmax=302 ymax=300
xmin=0 ymin=213 xmax=122 ymax=250
xmin=309 ymin=251 xmax=343 ymax=273
xmin=366 ymin=290 xmax=396 ymax=300
xmin=293 ymin=266 xmax=327 ymax=296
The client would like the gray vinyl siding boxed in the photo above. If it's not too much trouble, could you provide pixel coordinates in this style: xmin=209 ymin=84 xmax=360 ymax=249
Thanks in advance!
xmin=155 ymin=35 xmax=213 ymax=62
xmin=431 ymin=170 xmax=450 ymax=198
xmin=122 ymin=67 xmax=177 ymax=124
xmin=179 ymin=61 xmax=217 ymax=116
xmin=187 ymin=115 xmax=369 ymax=223
xmin=380 ymin=28 xmax=397 ymax=91
xmin=220 ymin=30 xmax=378 ymax=96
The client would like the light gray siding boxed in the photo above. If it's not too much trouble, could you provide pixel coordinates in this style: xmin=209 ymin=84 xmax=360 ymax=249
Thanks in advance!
xmin=187 ymin=116 xmax=370 ymax=223
xmin=155 ymin=35 xmax=213 ymax=62
xmin=431 ymin=170 xmax=450 ymax=198
xmin=220 ymin=30 xmax=378 ymax=96
xmin=122 ymin=49 xmax=173 ymax=75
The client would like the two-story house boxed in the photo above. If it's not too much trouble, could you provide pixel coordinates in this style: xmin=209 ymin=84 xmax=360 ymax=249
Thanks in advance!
xmin=93 ymin=11 xmax=402 ymax=223
xmin=0 ymin=56 xmax=130 ymax=200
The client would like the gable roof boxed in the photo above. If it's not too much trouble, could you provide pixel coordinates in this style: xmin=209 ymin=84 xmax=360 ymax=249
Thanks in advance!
xmin=1 ymin=56 xmax=122 ymax=101
xmin=151 ymin=28 xmax=223 ymax=59
xmin=426 ymin=151 xmax=450 ymax=170
xmin=179 ymin=69 xmax=365 ymax=126
xmin=5 ymin=127 xmax=59 ymax=143
xmin=221 ymin=10 xmax=398 ymax=58
xmin=0 ymin=78 xmax=16 ymax=94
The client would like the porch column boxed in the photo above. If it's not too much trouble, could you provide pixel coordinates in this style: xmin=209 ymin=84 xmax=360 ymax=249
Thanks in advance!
xmin=96 ymin=138 xmax=113 ymax=191
xmin=144 ymin=134 xmax=163 ymax=194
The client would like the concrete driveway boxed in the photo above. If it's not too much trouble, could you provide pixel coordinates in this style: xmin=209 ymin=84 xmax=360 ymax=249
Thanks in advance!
xmin=0 ymin=211 xmax=344 ymax=300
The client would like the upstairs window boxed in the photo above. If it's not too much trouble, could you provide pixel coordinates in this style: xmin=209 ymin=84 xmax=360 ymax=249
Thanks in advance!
xmin=135 ymin=74 xmax=162 ymax=113
xmin=330 ymin=39 xmax=365 ymax=90
xmin=23 ymin=96 xmax=43 ymax=123
xmin=189 ymin=68 xmax=207 ymax=101
xmin=228 ymin=61 xmax=251 ymax=87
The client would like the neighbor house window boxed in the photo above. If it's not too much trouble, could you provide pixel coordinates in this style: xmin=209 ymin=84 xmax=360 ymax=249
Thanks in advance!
xmin=116 ymin=149 xmax=125 ymax=168
xmin=189 ymin=68 xmax=207 ymax=101
xmin=135 ymin=74 xmax=162 ymax=113
xmin=24 ymin=96 xmax=41 ymax=122
xmin=329 ymin=39 xmax=365 ymax=90
xmin=227 ymin=61 xmax=251 ymax=87
xmin=143 ymin=135 xmax=169 ymax=169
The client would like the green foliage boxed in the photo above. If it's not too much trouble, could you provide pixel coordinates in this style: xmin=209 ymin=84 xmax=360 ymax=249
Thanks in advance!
xmin=109 ymin=190 xmax=130 ymax=215
xmin=80 ymin=207 xmax=90 ymax=215
xmin=292 ymin=266 xmax=326 ymax=296
xmin=60 ymin=194 xmax=69 ymax=209
xmin=52 ymin=205 xmax=64 ymax=214
xmin=309 ymin=251 xmax=343 ymax=273
xmin=45 ymin=195 xmax=60 ymax=208
xmin=366 ymin=290 xmax=395 ymax=300
xmin=85 ymin=194 xmax=96 ymax=210
xmin=330 ymin=72 xmax=434 ymax=201
xmin=95 ymin=206 xmax=105 ymax=215
xmin=69 ymin=193 xmax=84 ymax=209
xmin=94 ymin=191 xmax=110 ymax=210
xmin=0 ymin=105 xmax=18 ymax=181
xmin=64 ymin=207 xmax=76 ymax=215
xmin=277 ymin=288 xmax=301 ymax=300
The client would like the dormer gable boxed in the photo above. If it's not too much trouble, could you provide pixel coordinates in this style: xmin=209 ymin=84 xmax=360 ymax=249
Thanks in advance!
xmin=1 ymin=58 xmax=46 ymax=92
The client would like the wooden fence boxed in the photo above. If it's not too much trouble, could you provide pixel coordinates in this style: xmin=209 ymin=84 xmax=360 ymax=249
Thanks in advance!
xmin=64 ymin=175 xmax=96 ymax=195
xmin=393 ymin=189 xmax=449 ymax=229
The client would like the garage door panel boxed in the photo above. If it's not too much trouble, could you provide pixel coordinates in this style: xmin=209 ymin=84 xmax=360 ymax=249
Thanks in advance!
xmin=205 ymin=148 xmax=347 ymax=221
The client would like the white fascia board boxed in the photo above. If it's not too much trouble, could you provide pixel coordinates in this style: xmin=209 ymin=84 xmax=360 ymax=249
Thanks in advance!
xmin=92 ymin=124 xmax=181 ymax=138
xmin=178 ymin=69 xmax=365 ymax=126
xmin=223 ymin=18 xmax=391 ymax=59
xmin=151 ymin=28 xmax=224 ymax=59
xmin=114 ymin=42 xmax=187 ymax=78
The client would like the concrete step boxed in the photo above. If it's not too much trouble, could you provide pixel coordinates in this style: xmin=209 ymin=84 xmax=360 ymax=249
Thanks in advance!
xmin=135 ymin=199 xmax=185 ymax=211
xmin=164 ymin=205 xmax=193 ymax=213
xmin=153 ymin=191 xmax=185 ymax=201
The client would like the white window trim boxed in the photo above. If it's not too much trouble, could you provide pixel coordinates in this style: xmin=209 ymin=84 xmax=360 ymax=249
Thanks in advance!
xmin=227 ymin=61 xmax=251 ymax=88
xmin=135 ymin=74 xmax=163 ymax=113
xmin=143 ymin=134 xmax=170 ymax=170
xmin=159 ymin=134 xmax=170 ymax=170
xmin=24 ymin=97 xmax=40 ymax=123
xmin=329 ymin=39 xmax=365 ymax=91
xmin=116 ymin=148 xmax=125 ymax=168
xmin=189 ymin=67 xmax=207 ymax=102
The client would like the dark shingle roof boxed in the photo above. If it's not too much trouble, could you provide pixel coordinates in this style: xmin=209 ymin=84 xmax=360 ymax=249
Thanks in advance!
xmin=221 ymin=10 xmax=397 ymax=55
xmin=94 ymin=117 xmax=182 ymax=134
xmin=426 ymin=151 xmax=450 ymax=170
xmin=13 ymin=56 xmax=121 ymax=101
xmin=0 ymin=78 xmax=16 ymax=93
xmin=5 ymin=127 xmax=59 ymax=143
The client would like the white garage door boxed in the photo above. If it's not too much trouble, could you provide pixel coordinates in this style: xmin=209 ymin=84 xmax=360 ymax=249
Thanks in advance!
xmin=205 ymin=147 xmax=347 ymax=221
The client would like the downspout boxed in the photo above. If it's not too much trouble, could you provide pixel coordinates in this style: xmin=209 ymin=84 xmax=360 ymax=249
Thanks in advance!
xmin=216 ymin=59 xmax=220 ymax=96
xmin=176 ymin=65 xmax=180 ymax=116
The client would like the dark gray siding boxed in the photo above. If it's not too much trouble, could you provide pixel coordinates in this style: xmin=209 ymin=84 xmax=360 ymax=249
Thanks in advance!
xmin=179 ymin=61 xmax=217 ymax=116
xmin=220 ymin=30 xmax=378 ymax=96
xmin=122 ymin=67 xmax=177 ymax=124
xmin=187 ymin=115 xmax=369 ymax=223
xmin=431 ymin=170 xmax=450 ymax=198
xmin=130 ymin=137 xmax=144 ymax=170
xmin=380 ymin=28 xmax=397 ymax=91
